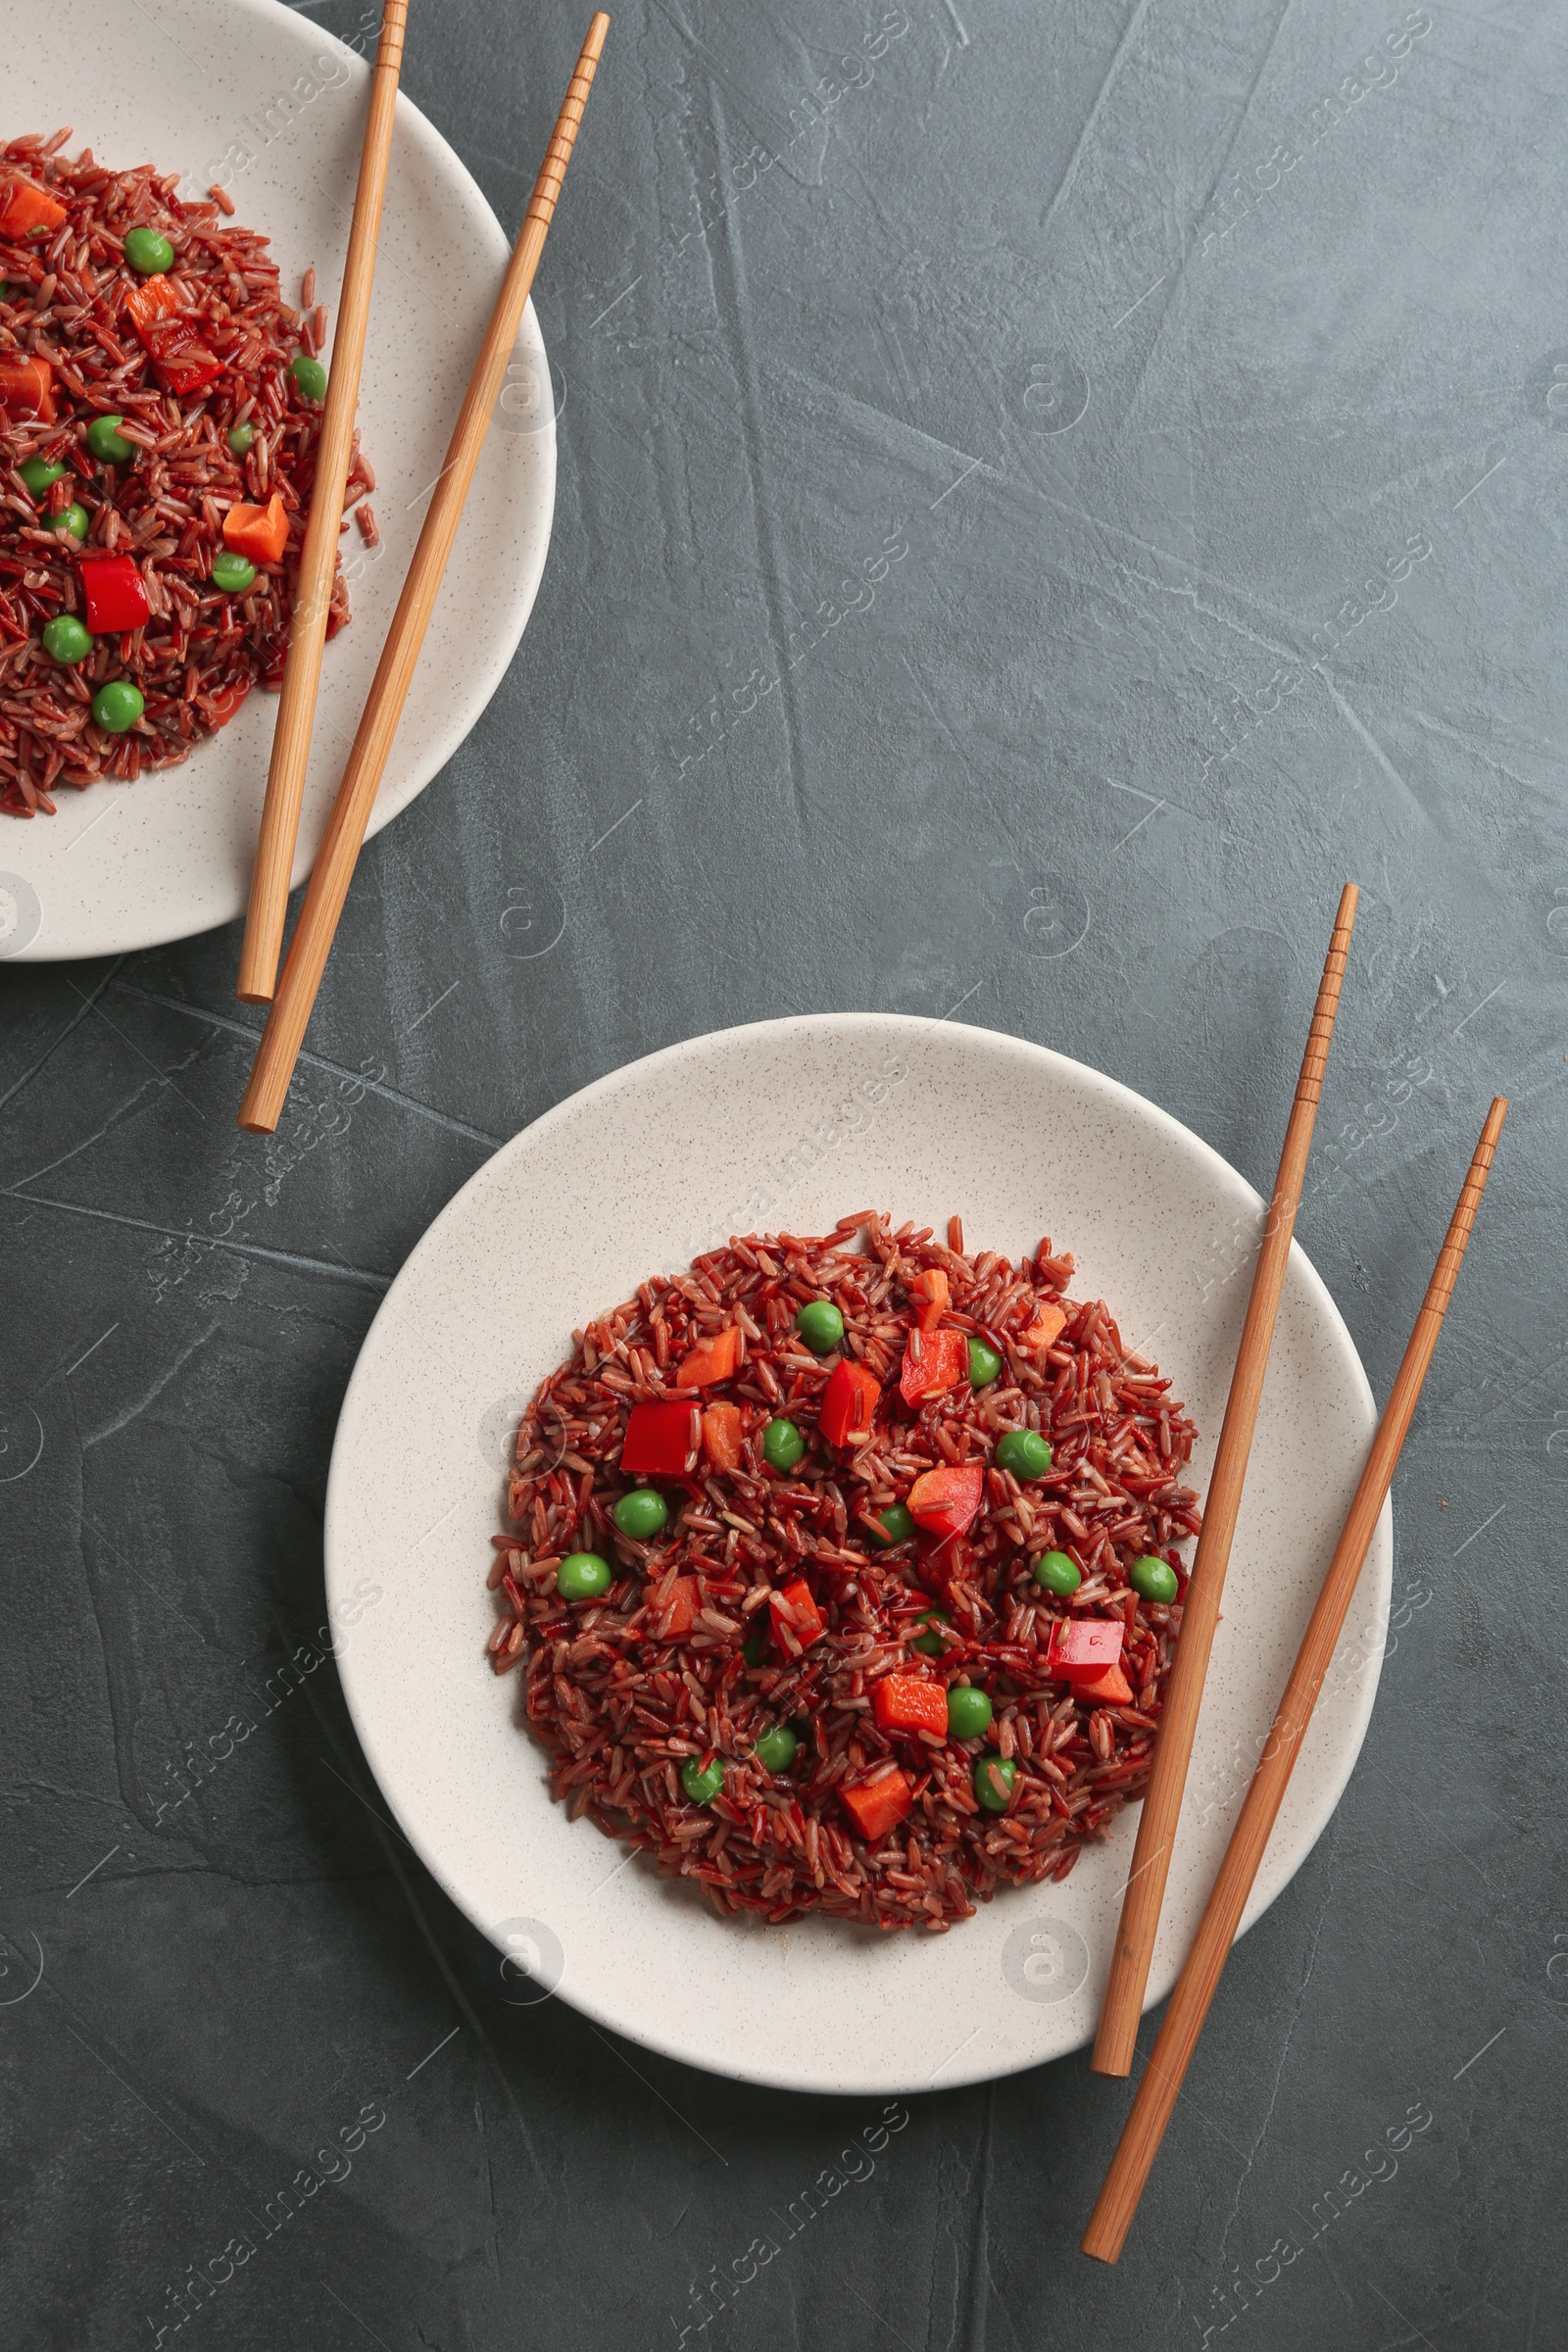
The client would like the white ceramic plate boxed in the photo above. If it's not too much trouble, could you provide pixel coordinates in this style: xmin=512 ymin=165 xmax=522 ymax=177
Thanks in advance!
xmin=0 ymin=0 xmax=555 ymax=962
xmin=325 ymin=1016 xmax=1391 ymax=2095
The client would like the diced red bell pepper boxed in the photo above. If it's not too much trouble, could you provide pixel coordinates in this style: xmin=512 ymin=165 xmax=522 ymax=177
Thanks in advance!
xmin=909 ymin=1267 xmax=950 ymax=1329
xmin=652 ymin=1575 xmax=698 ymax=1639
xmin=222 ymin=491 xmax=288 ymax=565
xmin=900 ymin=1325 xmax=968 ymax=1406
xmin=620 ymin=1398 xmax=699 ymax=1478
xmin=78 ymin=554 xmax=151 ymax=635
xmin=1022 ymin=1301 xmax=1067 ymax=1350
xmin=769 ymin=1576 xmax=824 ymax=1655
xmin=0 ymin=353 xmax=55 ymax=422
xmin=1072 ymin=1661 xmax=1133 ymax=1706
xmin=841 ymin=1766 xmax=913 ymax=1843
xmin=871 ymin=1673 xmax=948 ymax=1737
xmin=123 ymin=273 xmax=223 ymax=400
xmin=818 ymin=1357 xmax=879 ymax=1447
xmin=701 ymin=1400 xmax=744 ymax=1472
xmin=0 ymin=175 xmax=67 ymax=238
xmin=1048 ymin=1618 xmax=1124 ymax=1681
xmin=675 ymin=1326 xmax=741 ymax=1388
xmin=906 ymin=1462 xmax=985 ymax=1542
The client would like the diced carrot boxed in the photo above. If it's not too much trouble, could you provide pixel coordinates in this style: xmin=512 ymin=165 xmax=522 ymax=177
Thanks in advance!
xmin=0 ymin=175 xmax=67 ymax=237
xmin=769 ymin=1576 xmax=824 ymax=1655
xmin=1071 ymin=1661 xmax=1133 ymax=1706
xmin=909 ymin=1267 xmax=950 ymax=1329
xmin=221 ymin=491 xmax=288 ymax=565
xmin=1022 ymin=1301 xmax=1067 ymax=1350
xmin=653 ymin=1576 xmax=698 ymax=1639
xmin=899 ymin=1325 xmax=967 ymax=1405
xmin=122 ymin=273 xmax=181 ymax=343
xmin=871 ymin=1673 xmax=948 ymax=1737
xmin=841 ymin=1766 xmax=913 ymax=1843
xmin=701 ymin=1400 xmax=744 ymax=1472
xmin=906 ymin=1462 xmax=985 ymax=1541
xmin=675 ymin=1325 xmax=741 ymax=1388
xmin=0 ymin=353 xmax=55 ymax=422
xmin=818 ymin=1357 xmax=879 ymax=1447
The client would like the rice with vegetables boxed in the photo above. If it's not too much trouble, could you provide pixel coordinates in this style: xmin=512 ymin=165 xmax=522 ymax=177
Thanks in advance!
xmin=0 ymin=129 xmax=373 ymax=817
xmin=487 ymin=1212 xmax=1203 ymax=1933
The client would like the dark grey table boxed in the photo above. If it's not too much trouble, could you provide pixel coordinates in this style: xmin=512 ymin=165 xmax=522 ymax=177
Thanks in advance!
xmin=3 ymin=3 xmax=1561 ymax=2345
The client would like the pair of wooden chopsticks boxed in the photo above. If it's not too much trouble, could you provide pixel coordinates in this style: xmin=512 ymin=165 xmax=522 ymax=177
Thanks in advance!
xmin=1079 ymin=886 xmax=1507 ymax=2258
xmin=234 ymin=13 xmax=610 ymax=1131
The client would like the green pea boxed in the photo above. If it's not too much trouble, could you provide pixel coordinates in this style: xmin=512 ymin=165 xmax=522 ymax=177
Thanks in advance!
xmin=289 ymin=351 xmax=327 ymax=402
xmin=996 ymin=1428 xmax=1053 ymax=1481
xmin=870 ymin=1501 xmax=915 ymax=1546
xmin=91 ymin=679 xmax=144 ymax=733
xmin=226 ymin=419 xmax=256 ymax=457
xmin=911 ymin=1607 xmax=950 ymax=1657
xmin=796 ymin=1298 xmax=845 ymax=1354
xmin=20 ymin=458 xmax=66 ymax=498
xmin=974 ymin=1754 xmax=1016 ymax=1812
xmin=211 ymin=550 xmax=257 ymax=594
xmin=762 ymin=1416 xmax=806 ymax=1471
xmin=556 ymin=1549 xmax=612 ymax=1601
xmin=86 ymin=414 xmax=134 ymax=463
xmin=946 ymin=1685 xmax=993 ymax=1740
xmin=680 ymin=1755 xmax=725 ymax=1805
xmin=1034 ymin=1549 xmax=1082 ymax=1597
xmin=968 ymin=1336 xmax=1004 ymax=1389
xmin=1130 ymin=1553 xmax=1179 ymax=1605
xmin=46 ymin=502 xmax=90 ymax=541
xmin=42 ymin=614 xmax=91 ymax=665
xmin=754 ymin=1723 xmax=798 ymax=1774
xmin=613 ymin=1488 xmax=669 ymax=1541
xmin=122 ymin=225 xmax=174 ymax=275
xmin=742 ymin=1622 xmax=768 ymax=1667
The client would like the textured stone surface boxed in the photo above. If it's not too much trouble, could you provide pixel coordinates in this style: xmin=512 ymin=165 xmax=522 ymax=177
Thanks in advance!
xmin=1 ymin=2 xmax=1560 ymax=2346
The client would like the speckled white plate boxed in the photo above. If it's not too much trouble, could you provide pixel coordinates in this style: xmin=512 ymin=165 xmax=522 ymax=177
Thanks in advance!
xmin=324 ymin=1015 xmax=1392 ymax=2095
xmin=0 ymin=0 xmax=555 ymax=962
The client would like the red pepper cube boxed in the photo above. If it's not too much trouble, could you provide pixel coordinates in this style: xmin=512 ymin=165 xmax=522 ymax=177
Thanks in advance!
xmin=78 ymin=554 xmax=151 ymax=635
xmin=899 ymin=1325 xmax=967 ymax=1406
xmin=674 ymin=1326 xmax=741 ymax=1389
xmin=818 ymin=1357 xmax=879 ymax=1448
xmin=1048 ymin=1618 xmax=1124 ymax=1681
xmin=870 ymin=1673 xmax=948 ymax=1738
xmin=620 ymin=1398 xmax=699 ymax=1478
xmin=652 ymin=1575 xmax=698 ymax=1640
xmin=841 ymin=1766 xmax=913 ymax=1843
xmin=906 ymin=1462 xmax=985 ymax=1541
xmin=769 ymin=1577 xmax=824 ymax=1655
xmin=1072 ymin=1661 xmax=1133 ymax=1706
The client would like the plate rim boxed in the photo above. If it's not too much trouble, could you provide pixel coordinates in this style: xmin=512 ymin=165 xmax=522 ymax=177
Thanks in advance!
xmin=324 ymin=1011 xmax=1389 ymax=2092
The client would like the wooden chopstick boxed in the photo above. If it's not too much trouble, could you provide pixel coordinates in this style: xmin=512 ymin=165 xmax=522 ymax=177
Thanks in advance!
xmin=1092 ymin=884 xmax=1358 ymax=2077
xmin=235 ymin=0 xmax=410 ymax=1006
xmin=1081 ymin=1097 xmax=1507 ymax=2264
xmin=237 ymin=14 xmax=609 ymax=1134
